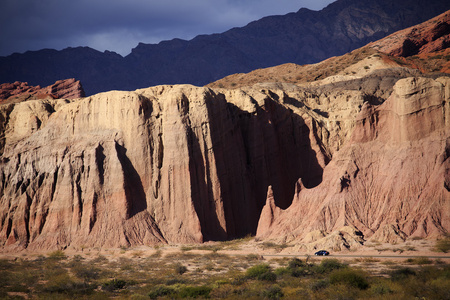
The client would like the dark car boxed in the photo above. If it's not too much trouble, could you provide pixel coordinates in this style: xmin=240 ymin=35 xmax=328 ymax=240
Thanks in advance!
xmin=314 ymin=250 xmax=330 ymax=256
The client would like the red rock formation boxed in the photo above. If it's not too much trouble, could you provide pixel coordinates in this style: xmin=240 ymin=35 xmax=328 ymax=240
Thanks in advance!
xmin=0 ymin=79 xmax=85 ymax=102
xmin=256 ymin=77 xmax=450 ymax=248
xmin=369 ymin=10 xmax=450 ymax=57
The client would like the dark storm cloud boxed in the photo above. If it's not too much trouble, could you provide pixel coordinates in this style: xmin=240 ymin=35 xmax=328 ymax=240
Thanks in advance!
xmin=0 ymin=0 xmax=334 ymax=57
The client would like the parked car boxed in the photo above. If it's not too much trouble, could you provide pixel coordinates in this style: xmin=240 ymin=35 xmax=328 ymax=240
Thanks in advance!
xmin=314 ymin=250 xmax=330 ymax=256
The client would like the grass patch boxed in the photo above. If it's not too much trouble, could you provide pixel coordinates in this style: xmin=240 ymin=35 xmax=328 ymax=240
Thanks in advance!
xmin=261 ymin=242 xmax=289 ymax=252
xmin=353 ymin=257 xmax=380 ymax=263
xmin=405 ymin=257 xmax=433 ymax=265
xmin=47 ymin=250 xmax=67 ymax=260
xmin=435 ymin=237 xmax=450 ymax=253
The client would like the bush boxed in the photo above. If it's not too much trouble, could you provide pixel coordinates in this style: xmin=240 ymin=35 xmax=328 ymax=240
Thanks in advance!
xmin=166 ymin=278 xmax=186 ymax=285
xmin=258 ymin=271 xmax=277 ymax=281
xmin=315 ymin=259 xmax=346 ymax=274
xmin=42 ymin=273 xmax=95 ymax=295
xmin=175 ymin=263 xmax=188 ymax=275
xmin=287 ymin=258 xmax=305 ymax=269
xmin=406 ymin=257 xmax=433 ymax=265
xmin=435 ymin=238 xmax=450 ymax=253
xmin=101 ymin=279 xmax=127 ymax=291
xmin=263 ymin=285 xmax=284 ymax=299
xmin=148 ymin=285 xmax=175 ymax=299
xmin=246 ymin=264 xmax=271 ymax=278
xmin=329 ymin=269 xmax=369 ymax=290
xmin=73 ymin=265 xmax=100 ymax=282
xmin=274 ymin=267 xmax=289 ymax=276
xmin=47 ymin=250 xmax=67 ymax=260
xmin=370 ymin=282 xmax=393 ymax=295
xmin=231 ymin=274 xmax=247 ymax=285
xmin=310 ymin=279 xmax=329 ymax=291
xmin=178 ymin=285 xmax=212 ymax=298
xmin=389 ymin=267 xmax=416 ymax=281
xmin=246 ymin=264 xmax=277 ymax=281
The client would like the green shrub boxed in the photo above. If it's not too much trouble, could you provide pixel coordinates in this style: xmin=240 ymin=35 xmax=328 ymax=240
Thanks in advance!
xmin=231 ymin=273 xmax=247 ymax=285
xmin=406 ymin=257 xmax=433 ymax=265
xmin=178 ymin=285 xmax=212 ymax=298
xmin=288 ymin=258 xmax=305 ymax=269
xmin=245 ymin=254 xmax=261 ymax=261
xmin=148 ymin=285 xmax=175 ymax=299
xmin=72 ymin=265 xmax=100 ymax=282
xmin=370 ymin=282 xmax=393 ymax=295
xmin=290 ymin=267 xmax=310 ymax=277
xmin=435 ymin=238 xmax=450 ymax=253
xmin=263 ymin=285 xmax=284 ymax=299
xmin=310 ymin=279 xmax=329 ymax=291
xmin=274 ymin=267 xmax=289 ymax=276
xmin=389 ymin=267 xmax=416 ymax=281
xmin=101 ymin=279 xmax=127 ymax=291
xmin=47 ymin=250 xmax=67 ymax=260
xmin=262 ymin=242 xmax=288 ymax=251
xmin=0 ymin=259 xmax=13 ymax=270
xmin=246 ymin=264 xmax=277 ymax=281
xmin=258 ymin=271 xmax=277 ymax=281
xmin=315 ymin=259 xmax=346 ymax=274
xmin=175 ymin=263 xmax=188 ymax=275
xmin=92 ymin=254 xmax=108 ymax=264
xmin=130 ymin=294 xmax=148 ymax=300
xmin=166 ymin=278 xmax=186 ymax=285
xmin=246 ymin=264 xmax=271 ymax=278
xmin=42 ymin=273 xmax=95 ymax=295
xmin=329 ymin=269 xmax=369 ymax=290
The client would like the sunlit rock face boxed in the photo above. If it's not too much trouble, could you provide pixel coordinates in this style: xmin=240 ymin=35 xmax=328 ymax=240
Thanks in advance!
xmin=257 ymin=77 xmax=450 ymax=249
xmin=0 ymin=84 xmax=325 ymax=250
xmin=0 ymin=75 xmax=449 ymax=252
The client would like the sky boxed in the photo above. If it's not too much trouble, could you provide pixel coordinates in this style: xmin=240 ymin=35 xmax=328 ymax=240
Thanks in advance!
xmin=0 ymin=0 xmax=335 ymax=57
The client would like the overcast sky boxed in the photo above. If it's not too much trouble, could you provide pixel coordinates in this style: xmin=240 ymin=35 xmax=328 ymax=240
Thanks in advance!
xmin=0 ymin=0 xmax=335 ymax=57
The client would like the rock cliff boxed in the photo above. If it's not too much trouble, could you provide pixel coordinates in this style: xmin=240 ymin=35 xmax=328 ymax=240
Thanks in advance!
xmin=0 ymin=79 xmax=85 ymax=103
xmin=256 ymin=77 xmax=450 ymax=250
xmin=1 ymin=73 xmax=448 ymax=251
xmin=0 ymin=85 xmax=326 ymax=250
xmin=369 ymin=10 xmax=450 ymax=57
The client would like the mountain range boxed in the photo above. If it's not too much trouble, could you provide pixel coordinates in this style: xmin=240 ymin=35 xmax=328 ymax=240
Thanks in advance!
xmin=1 ymin=0 xmax=450 ymax=95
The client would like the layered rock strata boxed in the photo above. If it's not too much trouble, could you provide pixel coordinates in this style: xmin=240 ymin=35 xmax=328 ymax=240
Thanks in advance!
xmin=0 ymin=75 xmax=449 ymax=251
xmin=0 ymin=79 xmax=85 ymax=103
xmin=0 ymin=85 xmax=324 ymax=250
xmin=256 ymin=77 xmax=450 ymax=249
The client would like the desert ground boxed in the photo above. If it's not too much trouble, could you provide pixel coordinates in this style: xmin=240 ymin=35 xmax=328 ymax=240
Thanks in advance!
xmin=1 ymin=237 xmax=449 ymax=299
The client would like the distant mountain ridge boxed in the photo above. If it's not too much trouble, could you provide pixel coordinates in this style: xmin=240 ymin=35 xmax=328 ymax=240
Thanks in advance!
xmin=1 ymin=0 xmax=449 ymax=95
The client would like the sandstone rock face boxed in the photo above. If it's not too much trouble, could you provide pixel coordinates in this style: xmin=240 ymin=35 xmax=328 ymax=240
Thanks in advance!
xmin=256 ymin=77 xmax=450 ymax=249
xmin=0 ymin=85 xmax=324 ymax=250
xmin=1 ymin=74 xmax=449 ymax=251
xmin=0 ymin=79 xmax=85 ymax=103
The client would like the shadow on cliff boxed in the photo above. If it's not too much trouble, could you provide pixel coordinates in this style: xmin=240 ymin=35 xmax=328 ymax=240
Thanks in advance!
xmin=115 ymin=143 xmax=147 ymax=218
xmin=190 ymin=91 xmax=325 ymax=241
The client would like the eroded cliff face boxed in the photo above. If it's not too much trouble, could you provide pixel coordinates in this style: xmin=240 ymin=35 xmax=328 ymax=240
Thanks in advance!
xmin=256 ymin=77 xmax=450 ymax=250
xmin=0 ymin=85 xmax=325 ymax=250
xmin=0 ymin=79 xmax=85 ymax=102
xmin=0 ymin=75 xmax=449 ymax=251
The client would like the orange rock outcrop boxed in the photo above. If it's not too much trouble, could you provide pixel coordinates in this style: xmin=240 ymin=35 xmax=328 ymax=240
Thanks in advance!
xmin=256 ymin=77 xmax=450 ymax=249
xmin=0 ymin=79 xmax=85 ymax=103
